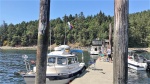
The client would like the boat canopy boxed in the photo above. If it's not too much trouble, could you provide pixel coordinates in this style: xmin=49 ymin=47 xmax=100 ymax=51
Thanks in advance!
xmin=70 ymin=49 xmax=83 ymax=53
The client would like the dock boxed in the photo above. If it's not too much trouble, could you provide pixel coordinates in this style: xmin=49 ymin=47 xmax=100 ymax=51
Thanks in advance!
xmin=71 ymin=60 xmax=113 ymax=84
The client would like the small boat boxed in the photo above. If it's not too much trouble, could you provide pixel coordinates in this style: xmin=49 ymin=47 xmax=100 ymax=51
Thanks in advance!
xmin=21 ymin=45 xmax=86 ymax=84
xmin=128 ymin=50 xmax=150 ymax=71
xmin=90 ymin=40 xmax=102 ymax=60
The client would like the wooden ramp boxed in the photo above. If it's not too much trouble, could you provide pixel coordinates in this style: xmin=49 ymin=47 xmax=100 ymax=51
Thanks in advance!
xmin=70 ymin=60 xmax=113 ymax=84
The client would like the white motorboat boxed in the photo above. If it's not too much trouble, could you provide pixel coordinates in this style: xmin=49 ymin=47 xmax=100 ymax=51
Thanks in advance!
xmin=128 ymin=50 xmax=150 ymax=71
xmin=90 ymin=40 xmax=102 ymax=60
xmin=21 ymin=45 xmax=86 ymax=84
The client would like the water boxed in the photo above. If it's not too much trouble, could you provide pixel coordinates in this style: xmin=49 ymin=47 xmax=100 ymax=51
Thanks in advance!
xmin=128 ymin=69 xmax=150 ymax=84
xmin=0 ymin=49 xmax=37 ymax=84
xmin=0 ymin=49 xmax=150 ymax=84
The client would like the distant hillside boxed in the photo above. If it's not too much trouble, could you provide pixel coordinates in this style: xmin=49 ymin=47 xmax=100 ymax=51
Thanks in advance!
xmin=0 ymin=10 xmax=150 ymax=47
xmin=128 ymin=10 xmax=150 ymax=47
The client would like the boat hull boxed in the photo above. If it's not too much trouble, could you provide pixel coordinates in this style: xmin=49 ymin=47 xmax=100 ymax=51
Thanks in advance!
xmin=24 ymin=76 xmax=74 ymax=84
xmin=128 ymin=63 xmax=146 ymax=70
xmin=128 ymin=60 xmax=147 ymax=71
xmin=23 ymin=66 xmax=86 ymax=84
xmin=90 ymin=54 xmax=99 ymax=60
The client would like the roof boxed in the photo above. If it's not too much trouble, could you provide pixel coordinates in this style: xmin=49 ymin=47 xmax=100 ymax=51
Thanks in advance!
xmin=59 ymin=45 xmax=70 ymax=49
xmin=92 ymin=40 xmax=102 ymax=46
xmin=47 ymin=50 xmax=75 ymax=57
xmin=47 ymin=45 xmax=83 ymax=58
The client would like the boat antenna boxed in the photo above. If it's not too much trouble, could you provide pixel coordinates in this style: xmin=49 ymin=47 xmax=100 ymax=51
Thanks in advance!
xmin=64 ymin=21 xmax=68 ymax=45
xmin=64 ymin=25 xmax=66 ymax=45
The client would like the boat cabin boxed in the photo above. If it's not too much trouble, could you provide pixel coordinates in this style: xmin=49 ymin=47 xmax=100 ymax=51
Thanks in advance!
xmin=38 ymin=45 xmax=85 ymax=74
xmin=47 ymin=55 xmax=78 ymax=66
xmin=91 ymin=40 xmax=102 ymax=51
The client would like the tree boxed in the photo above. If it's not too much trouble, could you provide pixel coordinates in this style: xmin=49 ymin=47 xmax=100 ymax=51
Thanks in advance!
xmin=0 ymin=9 xmax=149 ymax=47
xmin=0 ymin=21 xmax=8 ymax=46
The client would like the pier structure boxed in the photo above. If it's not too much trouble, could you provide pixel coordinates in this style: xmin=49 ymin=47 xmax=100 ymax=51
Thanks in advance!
xmin=71 ymin=60 xmax=113 ymax=84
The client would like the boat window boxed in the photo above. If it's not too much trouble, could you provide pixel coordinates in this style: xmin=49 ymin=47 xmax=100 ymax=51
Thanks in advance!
xmin=128 ymin=52 xmax=132 ymax=56
xmin=138 ymin=56 xmax=144 ymax=63
xmin=48 ymin=57 xmax=56 ymax=63
xmin=95 ymin=48 xmax=97 ymax=51
xmin=75 ymin=57 xmax=78 ymax=63
xmin=131 ymin=52 xmax=134 ymax=56
xmin=68 ymin=57 xmax=75 ymax=64
xmin=65 ymin=49 xmax=70 ymax=53
xmin=57 ymin=57 xmax=67 ymax=65
xmin=134 ymin=54 xmax=139 ymax=62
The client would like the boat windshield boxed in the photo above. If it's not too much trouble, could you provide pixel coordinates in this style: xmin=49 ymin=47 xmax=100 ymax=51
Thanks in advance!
xmin=57 ymin=57 xmax=67 ymax=65
xmin=137 ymin=52 xmax=150 ymax=60
xmin=134 ymin=50 xmax=150 ymax=60
xmin=129 ymin=50 xmax=150 ymax=60
xmin=68 ymin=57 xmax=78 ymax=65
xmin=48 ymin=57 xmax=56 ymax=63
xmin=133 ymin=54 xmax=146 ymax=63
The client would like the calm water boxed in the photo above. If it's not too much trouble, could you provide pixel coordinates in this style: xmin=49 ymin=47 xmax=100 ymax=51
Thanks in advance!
xmin=0 ymin=49 xmax=150 ymax=84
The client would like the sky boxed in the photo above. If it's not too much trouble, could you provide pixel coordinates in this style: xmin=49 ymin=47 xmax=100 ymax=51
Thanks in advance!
xmin=0 ymin=0 xmax=150 ymax=25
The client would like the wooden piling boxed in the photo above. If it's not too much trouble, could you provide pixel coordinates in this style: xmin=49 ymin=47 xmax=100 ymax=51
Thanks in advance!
xmin=109 ymin=23 xmax=112 ymax=53
xmin=113 ymin=0 xmax=129 ymax=84
xmin=35 ymin=0 xmax=50 ymax=84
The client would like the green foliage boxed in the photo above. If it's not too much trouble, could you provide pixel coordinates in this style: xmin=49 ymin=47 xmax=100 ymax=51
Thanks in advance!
xmin=128 ymin=10 xmax=150 ymax=47
xmin=3 ymin=40 xmax=8 ymax=46
xmin=0 ymin=21 xmax=8 ymax=46
xmin=21 ymin=35 xmax=28 ymax=46
xmin=0 ymin=10 xmax=150 ymax=47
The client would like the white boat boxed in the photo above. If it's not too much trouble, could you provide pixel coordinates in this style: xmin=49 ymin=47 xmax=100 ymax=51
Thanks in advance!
xmin=90 ymin=40 xmax=102 ymax=60
xmin=128 ymin=50 xmax=150 ymax=71
xmin=21 ymin=45 xmax=86 ymax=84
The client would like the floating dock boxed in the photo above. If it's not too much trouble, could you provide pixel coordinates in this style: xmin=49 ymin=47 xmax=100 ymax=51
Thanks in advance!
xmin=71 ymin=60 xmax=113 ymax=84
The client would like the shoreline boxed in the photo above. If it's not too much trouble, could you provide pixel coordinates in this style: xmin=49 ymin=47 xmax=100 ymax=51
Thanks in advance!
xmin=0 ymin=46 xmax=38 ymax=50
xmin=0 ymin=46 xmax=150 ymax=52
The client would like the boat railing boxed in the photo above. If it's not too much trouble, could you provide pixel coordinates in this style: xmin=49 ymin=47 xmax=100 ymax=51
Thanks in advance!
xmin=22 ymin=54 xmax=31 ymax=72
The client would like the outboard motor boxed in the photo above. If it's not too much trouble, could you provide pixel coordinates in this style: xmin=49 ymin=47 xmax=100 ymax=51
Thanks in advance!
xmin=146 ymin=60 xmax=150 ymax=71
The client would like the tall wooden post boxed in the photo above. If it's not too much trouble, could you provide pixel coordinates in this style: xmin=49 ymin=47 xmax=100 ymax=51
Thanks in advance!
xmin=35 ymin=0 xmax=50 ymax=84
xmin=109 ymin=23 xmax=112 ymax=53
xmin=113 ymin=0 xmax=128 ymax=84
